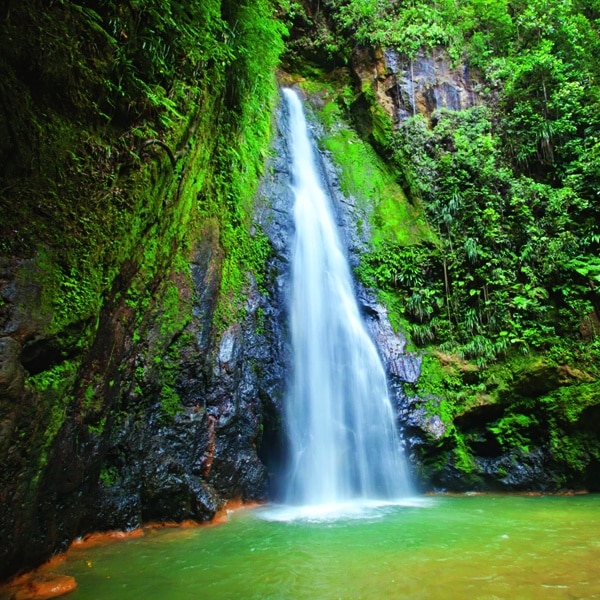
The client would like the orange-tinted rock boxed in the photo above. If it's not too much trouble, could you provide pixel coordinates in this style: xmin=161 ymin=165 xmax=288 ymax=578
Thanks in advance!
xmin=72 ymin=527 xmax=144 ymax=548
xmin=9 ymin=574 xmax=76 ymax=600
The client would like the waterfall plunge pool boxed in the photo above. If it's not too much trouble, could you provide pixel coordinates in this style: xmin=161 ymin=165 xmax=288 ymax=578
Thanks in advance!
xmin=15 ymin=494 xmax=600 ymax=599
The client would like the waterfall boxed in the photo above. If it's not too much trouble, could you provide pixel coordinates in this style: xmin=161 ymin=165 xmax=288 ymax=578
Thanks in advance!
xmin=282 ymin=88 xmax=411 ymax=508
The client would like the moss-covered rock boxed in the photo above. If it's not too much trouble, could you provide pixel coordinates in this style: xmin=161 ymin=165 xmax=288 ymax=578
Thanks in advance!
xmin=408 ymin=349 xmax=600 ymax=491
xmin=0 ymin=0 xmax=285 ymax=581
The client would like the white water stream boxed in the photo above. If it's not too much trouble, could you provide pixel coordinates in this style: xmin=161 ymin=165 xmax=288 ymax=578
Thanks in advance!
xmin=282 ymin=88 xmax=411 ymax=509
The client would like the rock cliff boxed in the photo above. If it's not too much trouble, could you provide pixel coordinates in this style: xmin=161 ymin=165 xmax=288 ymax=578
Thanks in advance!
xmin=351 ymin=46 xmax=480 ymax=125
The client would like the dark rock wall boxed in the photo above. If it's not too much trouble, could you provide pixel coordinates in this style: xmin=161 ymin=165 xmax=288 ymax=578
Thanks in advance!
xmin=0 ymin=255 xmax=98 ymax=579
xmin=0 ymin=201 xmax=285 ymax=581
xmin=81 ymin=220 xmax=287 ymax=531
xmin=351 ymin=46 xmax=480 ymax=125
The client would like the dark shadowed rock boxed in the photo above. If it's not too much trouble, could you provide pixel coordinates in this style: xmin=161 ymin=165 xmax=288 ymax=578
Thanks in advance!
xmin=351 ymin=46 xmax=480 ymax=125
xmin=0 ymin=336 xmax=25 ymax=400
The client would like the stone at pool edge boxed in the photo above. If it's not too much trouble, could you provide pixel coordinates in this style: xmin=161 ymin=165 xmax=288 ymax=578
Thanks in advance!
xmin=7 ymin=574 xmax=77 ymax=600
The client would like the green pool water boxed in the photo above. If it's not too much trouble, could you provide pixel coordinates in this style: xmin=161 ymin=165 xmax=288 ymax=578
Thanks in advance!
xmin=51 ymin=495 xmax=600 ymax=599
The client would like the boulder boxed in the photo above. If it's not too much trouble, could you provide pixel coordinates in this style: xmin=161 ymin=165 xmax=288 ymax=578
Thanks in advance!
xmin=4 ymin=574 xmax=76 ymax=600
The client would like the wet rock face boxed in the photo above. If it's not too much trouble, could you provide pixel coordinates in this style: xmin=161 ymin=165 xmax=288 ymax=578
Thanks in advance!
xmin=0 ymin=258 xmax=85 ymax=581
xmin=0 ymin=336 xmax=25 ymax=401
xmin=422 ymin=444 xmax=569 ymax=494
xmin=83 ymin=218 xmax=287 ymax=533
xmin=400 ymin=356 xmax=600 ymax=493
xmin=250 ymin=97 xmax=296 ymax=497
xmin=351 ymin=46 xmax=480 ymax=124
xmin=0 ymin=206 xmax=289 ymax=581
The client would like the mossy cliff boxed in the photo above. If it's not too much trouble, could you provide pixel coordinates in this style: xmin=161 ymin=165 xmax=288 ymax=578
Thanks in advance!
xmin=0 ymin=0 xmax=285 ymax=580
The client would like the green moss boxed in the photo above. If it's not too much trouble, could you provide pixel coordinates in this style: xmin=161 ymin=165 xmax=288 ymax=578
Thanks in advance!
xmin=452 ymin=434 xmax=476 ymax=474
xmin=541 ymin=381 xmax=600 ymax=424
xmin=26 ymin=360 xmax=79 ymax=488
xmin=417 ymin=353 xmax=468 ymax=424
xmin=360 ymin=83 xmax=393 ymax=148
xmin=82 ymin=383 xmax=102 ymax=413
xmin=159 ymin=279 xmax=190 ymax=339
xmin=488 ymin=413 xmax=537 ymax=451
xmin=548 ymin=426 xmax=600 ymax=482
xmin=99 ymin=464 xmax=119 ymax=488
xmin=2 ymin=0 xmax=272 ymax=333
xmin=215 ymin=227 xmax=272 ymax=328
xmin=160 ymin=383 xmax=182 ymax=421
xmin=84 ymin=385 xmax=94 ymax=404
xmin=317 ymin=95 xmax=431 ymax=247
xmin=87 ymin=416 xmax=107 ymax=436
xmin=28 ymin=360 xmax=78 ymax=394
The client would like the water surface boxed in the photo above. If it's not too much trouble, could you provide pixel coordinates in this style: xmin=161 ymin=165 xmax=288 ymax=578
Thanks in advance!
xmin=49 ymin=494 xmax=600 ymax=599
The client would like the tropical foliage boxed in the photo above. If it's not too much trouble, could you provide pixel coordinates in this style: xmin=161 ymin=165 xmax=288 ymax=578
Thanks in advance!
xmin=0 ymin=0 xmax=286 ymax=331
xmin=318 ymin=0 xmax=600 ymax=368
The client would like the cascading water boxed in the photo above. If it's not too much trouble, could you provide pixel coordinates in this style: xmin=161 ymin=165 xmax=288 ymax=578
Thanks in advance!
xmin=282 ymin=88 xmax=411 ymax=509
